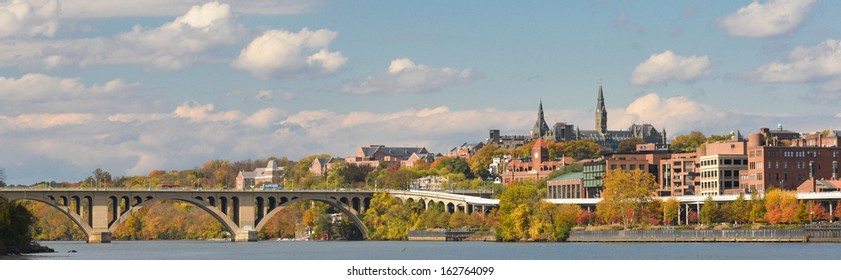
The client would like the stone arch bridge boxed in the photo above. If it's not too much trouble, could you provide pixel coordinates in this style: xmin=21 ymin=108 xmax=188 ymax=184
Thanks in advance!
xmin=0 ymin=189 xmax=498 ymax=243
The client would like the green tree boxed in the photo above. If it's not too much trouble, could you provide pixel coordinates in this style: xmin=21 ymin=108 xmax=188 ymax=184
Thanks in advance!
xmin=663 ymin=198 xmax=680 ymax=225
xmin=699 ymin=196 xmax=719 ymax=225
xmin=729 ymin=194 xmax=749 ymax=223
xmin=749 ymin=192 xmax=766 ymax=223
xmin=432 ymin=157 xmax=473 ymax=179
xmin=596 ymin=169 xmax=656 ymax=229
xmin=0 ymin=197 xmax=35 ymax=254
xmin=468 ymin=144 xmax=509 ymax=179
xmin=0 ymin=168 xmax=6 ymax=188
xmin=616 ymin=137 xmax=644 ymax=153
xmin=564 ymin=140 xmax=603 ymax=160
xmin=670 ymin=131 xmax=706 ymax=153
xmin=495 ymin=183 xmax=539 ymax=241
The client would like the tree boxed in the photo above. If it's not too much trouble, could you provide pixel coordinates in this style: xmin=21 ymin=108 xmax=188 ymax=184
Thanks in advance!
xmin=729 ymin=194 xmax=750 ymax=223
xmin=663 ymin=198 xmax=680 ymax=225
xmin=0 ymin=197 xmax=35 ymax=254
xmin=749 ymin=192 xmax=765 ymax=223
xmin=546 ymin=141 xmax=567 ymax=160
xmin=596 ymin=169 xmax=657 ymax=229
xmin=564 ymin=140 xmax=603 ymax=160
xmin=468 ymin=144 xmax=509 ymax=179
xmin=699 ymin=196 xmax=719 ymax=225
xmin=0 ymin=168 xmax=5 ymax=188
xmin=495 ymin=183 xmax=539 ymax=241
xmin=616 ymin=137 xmax=644 ymax=153
xmin=810 ymin=203 xmax=831 ymax=222
xmin=670 ymin=131 xmax=706 ymax=153
xmin=431 ymin=157 xmax=473 ymax=179
xmin=765 ymin=189 xmax=798 ymax=224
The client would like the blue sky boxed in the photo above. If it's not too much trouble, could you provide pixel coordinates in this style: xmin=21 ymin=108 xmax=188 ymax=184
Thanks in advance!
xmin=2 ymin=0 xmax=841 ymax=184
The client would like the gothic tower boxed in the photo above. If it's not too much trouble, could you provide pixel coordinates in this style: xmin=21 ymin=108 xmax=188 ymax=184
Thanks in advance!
xmin=595 ymin=82 xmax=607 ymax=135
xmin=531 ymin=100 xmax=551 ymax=139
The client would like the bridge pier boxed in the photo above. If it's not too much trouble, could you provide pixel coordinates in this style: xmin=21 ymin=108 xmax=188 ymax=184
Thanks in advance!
xmin=88 ymin=230 xmax=112 ymax=243
xmin=233 ymin=230 xmax=258 ymax=242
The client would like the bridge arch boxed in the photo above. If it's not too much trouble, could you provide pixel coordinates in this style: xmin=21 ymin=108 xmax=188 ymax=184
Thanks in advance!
xmin=255 ymin=196 xmax=369 ymax=239
xmin=107 ymin=196 xmax=240 ymax=237
xmin=7 ymin=196 xmax=93 ymax=241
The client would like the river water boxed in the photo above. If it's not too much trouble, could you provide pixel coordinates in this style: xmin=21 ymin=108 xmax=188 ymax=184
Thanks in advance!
xmin=24 ymin=240 xmax=841 ymax=260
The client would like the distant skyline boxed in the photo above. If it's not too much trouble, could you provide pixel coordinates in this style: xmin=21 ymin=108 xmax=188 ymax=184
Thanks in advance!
xmin=2 ymin=0 xmax=841 ymax=184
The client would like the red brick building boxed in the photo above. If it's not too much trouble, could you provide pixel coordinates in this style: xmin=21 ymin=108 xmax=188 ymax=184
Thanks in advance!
xmin=501 ymin=138 xmax=571 ymax=184
xmin=741 ymin=132 xmax=841 ymax=193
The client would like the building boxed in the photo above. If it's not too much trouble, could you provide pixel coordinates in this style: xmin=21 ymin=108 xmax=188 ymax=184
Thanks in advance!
xmin=582 ymin=159 xmax=606 ymax=198
xmin=547 ymin=172 xmax=584 ymax=199
xmin=794 ymin=130 xmax=841 ymax=147
xmin=487 ymin=129 xmax=531 ymax=150
xmin=411 ymin=175 xmax=450 ymax=191
xmin=741 ymin=132 xmax=841 ymax=193
xmin=488 ymin=82 xmax=665 ymax=152
xmin=235 ymin=160 xmax=285 ymax=190
xmin=445 ymin=142 xmax=485 ymax=160
xmin=695 ymin=140 xmax=749 ymax=196
xmin=699 ymin=154 xmax=747 ymax=196
xmin=309 ymin=157 xmax=343 ymax=176
xmin=500 ymin=138 xmax=571 ymax=184
xmin=658 ymin=152 xmax=699 ymax=196
xmin=346 ymin=145 xmax=430 ymax=169
xmin=575 ymin=83 xmax=666 ymax=151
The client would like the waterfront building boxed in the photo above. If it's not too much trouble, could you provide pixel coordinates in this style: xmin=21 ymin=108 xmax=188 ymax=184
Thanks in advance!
xmin=741 ymin=132 xmax=841 ymax=193
xmin=547 ymin=172 xmax=584 ymax=199
xmin=582 ymin=159 xmax=605 ymax=198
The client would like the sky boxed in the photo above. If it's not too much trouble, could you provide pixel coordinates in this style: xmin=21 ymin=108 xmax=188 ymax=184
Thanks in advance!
xmin=2 ymin=0 xmax=841 ymax=184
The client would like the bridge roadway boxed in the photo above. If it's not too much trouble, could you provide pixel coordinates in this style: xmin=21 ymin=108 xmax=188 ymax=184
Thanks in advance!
xmin=0 ymin=188 xmax=498 ymax=243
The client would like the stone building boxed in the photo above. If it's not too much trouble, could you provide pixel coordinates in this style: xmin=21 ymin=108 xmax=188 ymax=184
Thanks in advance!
xmin=235 ymin=160 xmax=285 ymax=190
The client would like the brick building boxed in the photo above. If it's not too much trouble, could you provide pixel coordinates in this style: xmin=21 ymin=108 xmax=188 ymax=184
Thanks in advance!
xmin=500 ymin=138 xmax=571 ymax=184
xmin=547 ymin=172 xmax=584 ymax=199
xmin=741 ymin=132 xmax=841 ymax=193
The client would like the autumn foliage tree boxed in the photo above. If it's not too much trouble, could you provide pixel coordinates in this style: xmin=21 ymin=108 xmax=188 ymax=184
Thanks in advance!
xmin=596 ymin=169 xmax=657 ymax=229
xmin=663 ymin=198 xmax=680 ymax=225
xmin=764 ymin=189 xmax=799 ymax=224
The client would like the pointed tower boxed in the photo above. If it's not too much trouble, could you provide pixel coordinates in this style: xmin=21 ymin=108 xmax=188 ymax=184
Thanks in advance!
xmin=661 ymin=128 xmax=667 ymax=146
xmin=531 ymin=137 xmax=549 ymax=171
xmin=595 ymin=82 xmax=607 ymax=135
xmin=531 ymin=100 xmax=551 ymax=139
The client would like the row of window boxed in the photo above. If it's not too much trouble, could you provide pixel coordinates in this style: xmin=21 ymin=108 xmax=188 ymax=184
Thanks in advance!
xmin=609 ymin=164 xmax=646 ymax=171
xmin=700 ymin=158 xmax=746 ymax=167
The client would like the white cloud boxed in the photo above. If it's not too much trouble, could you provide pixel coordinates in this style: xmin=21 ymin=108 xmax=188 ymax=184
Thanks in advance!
xmin=0 ymin=0 xmax=58 ymax=38
xmin=58 ymin=0 xmax=320 ymax=18
xmin=232 ymin=28 xmax=347 ymax=79
xmin=719 ymin=0 xmax=814 ymax=38
xmin=0 ymin=113 xmax=94 ymax=130
xmin=342 ymin=58 xmax=476 ymax=94
xmin=617 ymin=93 xmax=728 ymax=133
xmin=254 ymin=89 xmax=297 ymax=101
xmin=0 ymin=2 xmax=246 ymax=70
xmin=243 ymin=107 xmax=286 ymax=128
xmin=0 ymin=73 xmax=132 ymax=101
xmin=173 ymin=101 xmax=243 ymax=122
xmin=630 ymin=51 xmax=711 ymax=86
xmin=753 ymin=39 xmax=841 ymax=83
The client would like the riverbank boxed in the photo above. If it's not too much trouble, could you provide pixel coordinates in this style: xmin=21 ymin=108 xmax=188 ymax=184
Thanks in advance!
xmin=2 ymin=241 xmax=55 ymax=256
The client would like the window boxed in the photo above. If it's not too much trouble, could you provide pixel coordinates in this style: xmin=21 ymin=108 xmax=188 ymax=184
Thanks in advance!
xmin=724 ymin=159 xmax=732 ymax=165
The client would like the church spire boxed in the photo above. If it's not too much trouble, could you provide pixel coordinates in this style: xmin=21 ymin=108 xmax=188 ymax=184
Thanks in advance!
xmin=531 ymin=99 xmax=550 ymax=139
xmin=595 ymin=81 xmax=607 ymax=134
